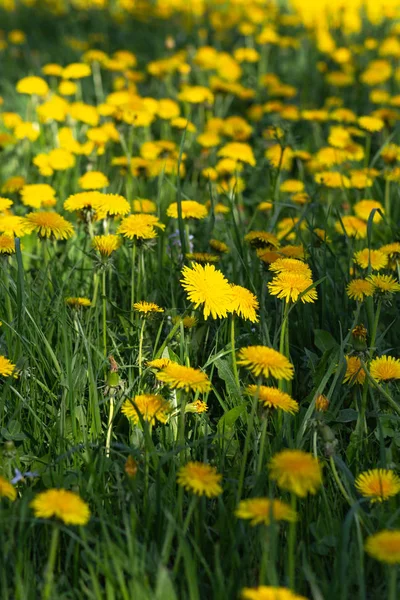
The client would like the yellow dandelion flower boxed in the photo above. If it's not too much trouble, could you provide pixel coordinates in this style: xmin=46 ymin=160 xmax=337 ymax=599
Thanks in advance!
xmin=237 ymin=346 xmax=294 ymax=381
xmin=217 ymin=142 xmax=256 ymax=166
xmin=343 ymin=355 xmax=365 ymax=385
xmin=65 ymin=297 xmax=91 ymax=308
xmin=235 ymin=497 xmax=297 ymax=526
xmin=0 ymin=215 xmax=28 ymax=237
xmin=132 ymin=198 xmax=157 ymax=213
xmin=92 ymin=235 xmax=121 ymax=257
xmin=78 ymin=171 xmax=109 ymax=190
xmin=62 ymin=62 xmax=91 ymax=79
xmin=365 ymin=530 xmax=400 ymax=564
xmin=268 ymin=272 xmax=317 ymax=303
xmin=186 ymin=252 xmax=220 ymax=264
xmin=2 ymin=176 xmax=26 ymax=194
xmin=370 ymin=356 xmax=400 ymax=382
xmin=269 ymin=258 xmax=311 ymax=277
xmin=0 ymin=197 xmax=13 ymax=212
xmin=121 ymin=394 xmax=171 ymax=425
xmin=147 ymin=358 xmax=172 ymax=370
xmin=20 ymin=184 xmax=57 ymax=210
xmin=95 ymin=194 xmax=130 ymax=219
xmin=346 ymin=279 xmax=375 ymax=301
xmin=117 ymin=214 xmax=165 ymax=240
xmin=358 ymin=116 xmax=385 ymax=132
xmin=247 ymin=385 xmax=299 ymax=414
xmin=64 ymin=191 xmax=104 ymax=213
xmin=335 ymin=216 xmax=367 ymax=239
xmin=316 ymin=394 xmax=330 ymax=412
xmin=180 ymin=263 xmax=233 ymax=320
xmin=241 ymin=586 xmax=308 ymax=600
xmin=0 ymin=476 xmax=16 ymax=501
xmin=156 ymin=363 xmax=211 ymax=393
xmin=133 ymin=301 xmax=164 ymax=314
xmin=16 ymin=76 xmax=49 ymax=97
xmin=244 ymin=231 xmax=280 ymax=249
xmin=167 ymin=200 xmax=208 ymax=220
xmin=185 ymin=400 xmax=208 ymax=414
xmin=268 ymin=449 xmax=322 ymax=497
xmin=367 ymin=274 xmax=400 ymax=294
xmin=355 ymin=469 xmax=400 ymax=503
xmin=25 ymin=212 xmax=74 ymax=240
xmin=354 ymin=249 xmax=388 ymax=271
xmin=280 ymin=179 xmax=304 ymax=193
xmin=354 ymin=200 xmax=384 ymax=223
xmin=229 ymin=285 xmax=259 ymax=322
xmin=177 ymin=462 xmax=222 ymax=498
xmin=210 ymin=239 xmax=229 ymax=254
xmin=0 ymin=235 xmax=15 ymax=254
xmin=280 ymin=245 xmax=306 ymax=259
xmin=30 ymin=489 xmax=90 ymax=525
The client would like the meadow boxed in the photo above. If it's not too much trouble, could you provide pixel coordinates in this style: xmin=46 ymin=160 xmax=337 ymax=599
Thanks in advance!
xmin=0 ymin=0 xmax=400 ymax=598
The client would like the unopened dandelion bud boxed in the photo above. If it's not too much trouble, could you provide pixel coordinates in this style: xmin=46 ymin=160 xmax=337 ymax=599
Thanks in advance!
xmin=316 ymin=394 xmax=330 ymax=412
xmin=352 ymin=324 xmax=368 ymax=350
xmin=125 ymin=455 xmax=138 ymax=479
xmin=107 ymin=371 xmax=120 ymax=388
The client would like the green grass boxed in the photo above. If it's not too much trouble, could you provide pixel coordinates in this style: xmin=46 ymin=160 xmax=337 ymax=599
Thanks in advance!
xmin=0 ymin=2 xmax=400 ymax=599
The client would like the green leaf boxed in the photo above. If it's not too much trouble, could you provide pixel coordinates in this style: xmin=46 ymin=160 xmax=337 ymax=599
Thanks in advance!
xmin=155 ymin=566 xmax=178 ymax=600
xmin=217 ymin=404 xmax=247 ymax=433
xmin=336 ymin=409 xmax=359 ymax=423
xmin=314 ymin=329 xmax=338 ymax=353
xmin=215 ymin=358 xmax=241 ymax=400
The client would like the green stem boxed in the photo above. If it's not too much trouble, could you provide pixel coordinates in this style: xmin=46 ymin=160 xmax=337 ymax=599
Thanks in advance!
xmin=385 ymin=179 xmax=391 ymax=222
xmin=330 ymin=455 xmax=353 ymax=506
xmin=279 ymin=301 xmax=290 ymax=391
xmin=178 ymin=391 xmax=187 ymax=464
xmin=105 ymin=392 xmax=115 ymax=458
xmin=256 ymin=417 xmax=268 ymax=477
xmin=389 ymin=567 xmax=397 ymax=600
xmin=138 ymin=318 xmax=146 ymax=378
xmin=42 ymin=525 xmax=60 ymax=600
xmin=131 ymin=243 xmax=137 ymax=308
xmin=370 ymin=298 xmax=382 ymax=355
xmin=102 ymin=270 xmax=107 ymax=360
xmin=237 ymin=380 xmax=260 ymax=501
xmin=231 ymin=314 xmax=240 ymax=389
xmin=288 ymin=493 xmax=297 ymax=591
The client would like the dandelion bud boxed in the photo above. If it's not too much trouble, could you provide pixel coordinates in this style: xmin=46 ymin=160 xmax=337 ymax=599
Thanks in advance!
xmin=316 ymin=394 xmax=330 ymax=412
xmin=107 ymin=371 xmax=120 ymax=388
xmin=351 ymin=324 xmax=368 ymax=351
xmin=125 ymin=455 xmax=138 ymax=479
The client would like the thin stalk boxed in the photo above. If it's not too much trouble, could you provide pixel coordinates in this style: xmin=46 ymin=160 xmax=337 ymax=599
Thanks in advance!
xmin=138 ymin=318 xmax=146 ymax=378
xmin=389 ymin=567 xmax=397 ymax=600
xmin=105 ymin=391 xmax=115 ymax=458
xmin=42 ymin=525 xmax=60 ymax=600
xmin=288 ymin=493 xmax=297 ymax=591
xmin=330 ymin=456 xmax=353 ymax=507
xmin=237 ymin=380 xmax=261 ymax=501
xmin=131 ymin=243 xmax=137 ymax=308
xmin=256 ymin=416 xmax=268 ymax=477
xmin=230 ymin=314 xmax=240 ymax=389
xmin=279 ymin=301 xmax=290 ymax=392
xmin=370 ymin=298 xmax=382 ymax=354
xmin=385 ymin=179 xmax=391 ymax=222
xmin=102 ymin=270 xmax=107 ymax=360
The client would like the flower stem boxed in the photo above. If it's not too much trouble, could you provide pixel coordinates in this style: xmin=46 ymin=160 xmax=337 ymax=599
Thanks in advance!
xmin=131 ymin=243 xmax=137 ymax=309
xmin=230 ymin=314 xmax=240 ymax=389
xmin=330 ymin=455 xmax=353 ymax=506
xmin=102 ymin=270 xmax=107 ymax=360
xmin=279 ymin=301 xmax=290 ymax=391
xmin=370 ymin=298 xmax=382 ymax=355
xmin=138 ymin=318 xmax=146 ymax=378
xmin=389 ymin=567 xmax=397 ymax=600
xmin=42 ymin=525 xmax=60 ymax=600
xmin=288 ymin=493 xmax=297 ymax=591
xmin=237 ymin=380 xmax=260 ymax=501
xmin=105 ymin=391 xmax=115 ymax=458
xmin=256 ymin=416 xmax=268 ymax=477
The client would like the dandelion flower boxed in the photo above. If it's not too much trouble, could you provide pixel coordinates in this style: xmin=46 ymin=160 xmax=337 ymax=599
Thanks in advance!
xmin=358 ymin=116 xmax=384 ymax=132
xmin=16 ymin=75 xmax=49 ymax=97
xmin=95 ymin=194 xmax=130 ymax=219
xmin=78 ymin=171 xmax=109 ymax=190
xmin=346 ymin=279 xmax=375 ymax=301
xmin=0 ymin=356 xmax=18 ymax=378
xmin=237 ymin=346 xmax=294 ymax=380
xmin=245 ymin=231 xmax=280 ymax=249
xmin=354 ymin=199 xmax=384 ymax=222
xmin=355 ymin=469 xmax=400 ymax=503
xmin=30 ymin=489 xmax=90 ymax=525
xmin=180 ymin=263 xmax=233 ymax=319
xmin=365 ymin=530 xmax=400 ymax=564
xmin=343 ymin=355 xmax=365 ymax=385
xmin=156 ymin=363 xmax=211 ymax=393
xmin=0 ymin=197 xmax=13 ymax=212
xmin=186 ymin=400 xmax=208 ymax=414
xmin=235 ymin=497 xmax=297 ymax=526
xmin=268 ymin=272 xmax=317 ymax=303
xmin=64 ymin=191 xmax=104 ymax=213
xmin=335 ymin=216 xmax=367 ymax=239
xmin=177 ymin=462 xmax=222 ymax=498
xmin=247 ymin=385 xmax=299 ymax=414
xmin=133 ymin=301 xmax=164 ymax=314
xmin=167 ymin=200 xmax=208 ymax=220
xmin=217 ymin=142 xmax=256 ymax=166
xmin=269 ymin=449 xmax=322 ymax=497
xmin=0 ymin=235 xmax=15 ymax=254
xmin=186 ymin=252 xmax=220 ymax=264
xmin=370 ymin=356 xmax=400 ymax=382
xmin=65 ymin=297 xmax=91 ymax=308
xmin=25 ymin=212 xmax=74 ymax=240
xmin=147 ymin=358 xmax=172 ymax=370
xmin=92 ymin=234 xmax=121 ymax=256
xmin=269 ymin=258 xmax=311 ymax=277
xmin=117 ymin=214 xmax=165 ymax=240
xmin=132 ymin=198 xmax=157 ymax=213
xmin=316 ymin=394 xmax=330 ymax=412
xmin=0 ymin=476 xmax=17 ymax=501
xmin=367 ymin=274 xmax=400 ymax=294
xmin=210 ymin=239 xmax=229 ymax=254
xmin=241 ymin=586 xmax=308 ymax=600
xmin=229 ymin=285 xmax=259 ymax=322
xmin=0 ymin=215 xmax=29 ymax=237
xmin=354 ymin=249 xmax=388 ymax=271
xmin=121 ymin=394 xmax=171 ymax=425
